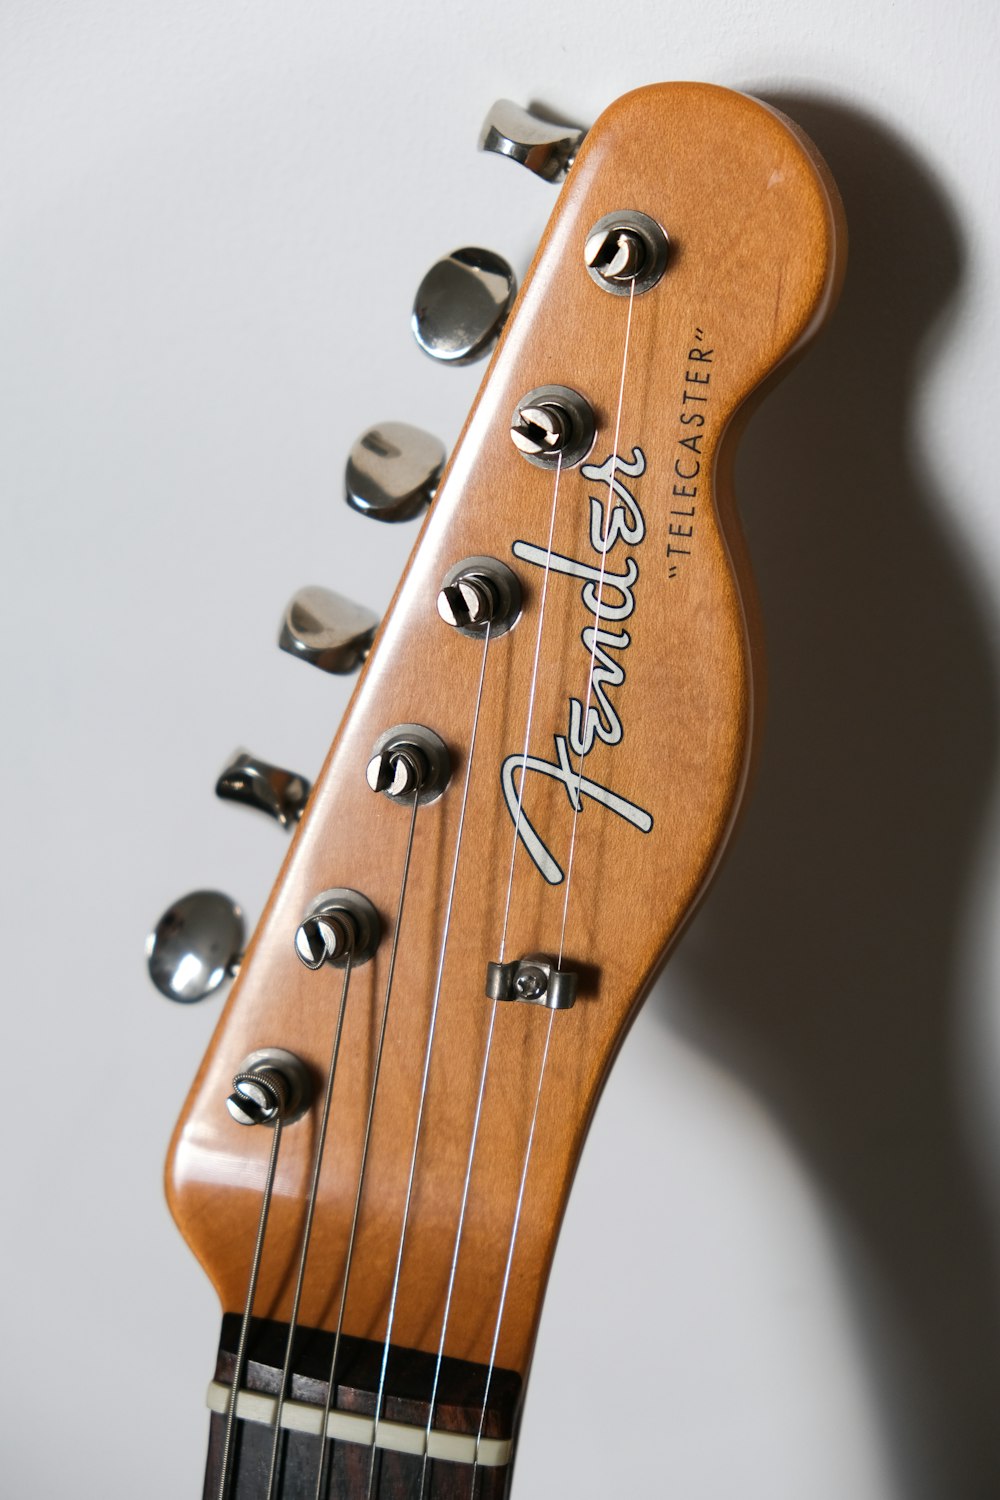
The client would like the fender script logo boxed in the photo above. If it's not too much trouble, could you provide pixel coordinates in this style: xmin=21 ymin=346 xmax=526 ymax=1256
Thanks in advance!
xmin=504 ymin=447 xmax=654 ymax=885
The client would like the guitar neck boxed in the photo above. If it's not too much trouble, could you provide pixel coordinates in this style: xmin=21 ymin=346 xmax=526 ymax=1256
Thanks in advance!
xmin=204 ymin=1316 xmax=521 ymax=1499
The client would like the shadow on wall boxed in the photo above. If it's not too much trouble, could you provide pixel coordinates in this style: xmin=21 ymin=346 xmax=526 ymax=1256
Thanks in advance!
xmin=663 ymin=96 xmax=1000 ymax=1499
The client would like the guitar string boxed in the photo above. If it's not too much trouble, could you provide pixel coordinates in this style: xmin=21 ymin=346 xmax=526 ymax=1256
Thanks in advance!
xmin=498 ymin=454 xmax=564 ymax=963
xmin=264 ymin=952 xmax=355 ymax=1500
xmin=415 ymin=992 xmax=500 ymax=1499
xmin=558 ymin=276 xmax=636 ymax=967
xmin=470 ymin=1005 xmax=555 ymax=1495
xmin=218 ymin=1110 xmax=285 ymax=1500
xmin=468 ymin=284 xmax=638 ymax=1495
xmin=364 ymin=620 xmax=494 ymax=1500
xmin=313 ymin=789 xmax=420 ymax=1500
xmin=411 ymin=457 xmax=566 ymax=1496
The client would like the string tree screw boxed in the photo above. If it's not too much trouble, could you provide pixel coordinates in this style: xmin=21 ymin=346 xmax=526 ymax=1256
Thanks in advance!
xmin=485 ymin=953 xmax=578 ymax=1010
xmin=365 ymin=724 xmax=451 ymax=805
xmin=509 ymin=384 xmax=596 ymax=470
xmin=583 ymin=210 xmax=669 ymax=297
xmin=437 ymin=556 xmax=522 ymax=639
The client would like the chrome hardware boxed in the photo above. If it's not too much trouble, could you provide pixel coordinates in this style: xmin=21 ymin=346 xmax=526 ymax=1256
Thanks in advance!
xmin=412 ymin=248 xmax=516 ymax=366
xmin=478 ymin=99 xmax=586 ymax=183
xmin=486 ymin=954 xmax=578 ymax=1010
xmin=584 ymin=210 xmax=669 ymax=297
xmin=226 ymin=1048 xmax=311 ymax=1125
xmin=345 ymin=422 xmax=446 ymax=523
xmin=366 ymin=723 xmax=450 ymax=805
xmin=294 ymin=887 xmax=381 ymax=970
xmin=279 ymin=586 xmax=379 ymax=674
xmin=437 ymin=556 xmax=522 ymax=638
xmin=146 ymin=891 xmax=244 ymax=1003
xmin=510 ymin=385 xmax=596 ymax=470
xmin=215 ymin=749 xmax=310 ymax=829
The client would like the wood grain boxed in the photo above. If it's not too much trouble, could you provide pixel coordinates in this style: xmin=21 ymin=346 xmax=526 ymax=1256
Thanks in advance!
xmin=167 ymin=83 xmax=845 ymax=1389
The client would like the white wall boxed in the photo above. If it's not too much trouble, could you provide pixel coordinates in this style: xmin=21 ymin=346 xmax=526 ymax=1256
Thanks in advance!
xmin=3 ymin=3 xmax=999 ymax=1497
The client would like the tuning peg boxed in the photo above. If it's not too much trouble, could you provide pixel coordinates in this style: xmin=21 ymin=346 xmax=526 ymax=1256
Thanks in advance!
xmin=215 ymin=749 xmax=310 ymax=828
xmin=279 ymin=586 xmax=379 ymax=673
xmin=478 ymin=100 xmax=586 ymax=183
xmin=411 ymin=248 xmax=516 ymax=366
xmin=345 ymin=422 xmax=445 ymax=522
xmin=147 ymin=891 xmax=244 ymax=1004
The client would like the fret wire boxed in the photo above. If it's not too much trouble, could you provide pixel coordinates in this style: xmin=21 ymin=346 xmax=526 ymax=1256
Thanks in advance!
xmin=264 ymin=953 xmax=355 ymax=1500
xmin=497 ymin=455 xmax=563 ymax=964
xmin=313 ymin=790 xmax=420 ymax=1500
xmin=217 ymin=1112 xmax=285 ymax=1500
xmin=364 ymin=622 xmax=494 ymax=1500
xmin=558 ymin=277 xmax=637 ymax=967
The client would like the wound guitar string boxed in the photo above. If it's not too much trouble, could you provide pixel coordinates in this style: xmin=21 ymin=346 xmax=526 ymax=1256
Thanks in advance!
xmin=264 ymin=952 xmax=355 ymax=1500
xmin=218 ymin=1107 xmax=287 ymax=1500
xmin=409 ymin=456 xmax=566 ymax=1499
xmin=313 ymin=790 xmax=421 ymax=1500
xmin=362 ymin=621 xmax=494 ymax=1500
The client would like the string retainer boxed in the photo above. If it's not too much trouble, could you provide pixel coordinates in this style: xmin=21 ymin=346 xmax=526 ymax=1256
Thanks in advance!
xmin=486 ymin=953 xmax=578 ymax=1010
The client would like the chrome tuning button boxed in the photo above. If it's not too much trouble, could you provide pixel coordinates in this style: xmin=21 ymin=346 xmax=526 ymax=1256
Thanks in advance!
xmin=478 ymin=99 xmax=586 ymax=183
xmin=215 ymin=749 xmax=310 ymax=829
xmin=437 ymin=556 xmax=522 ymax=638
xmin=279 ymin=586 xmax=379 ymax=673
xmin=345 ymin=422 xmax=446 ymax=522
xmin=147 ymin=891 xmax=244 ymax=1003
xmin=294 ymin=887 xmax=381 ymax=971
xmin=412 ymin=248 xmax=516 ymax=366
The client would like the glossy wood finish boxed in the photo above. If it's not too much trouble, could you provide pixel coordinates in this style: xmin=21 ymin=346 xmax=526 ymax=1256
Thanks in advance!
xmin=167 ymin=83 xmax=845 ymax=1390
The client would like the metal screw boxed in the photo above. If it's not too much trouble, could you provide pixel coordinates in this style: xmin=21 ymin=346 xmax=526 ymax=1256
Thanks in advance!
xmin=514 ymin=964 xmax=548 ymax=1001
xmin=366 ymin=746 xmax=427 ymax=797
xmin=584 ymin=226 xmax=647 ymax=285
xmin=510 ymin=402 xmax=571 ymax=458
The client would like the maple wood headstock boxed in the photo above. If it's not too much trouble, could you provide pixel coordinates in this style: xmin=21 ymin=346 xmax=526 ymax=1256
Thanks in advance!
xmin=166 ymin=82 xmax=845 ymax=1389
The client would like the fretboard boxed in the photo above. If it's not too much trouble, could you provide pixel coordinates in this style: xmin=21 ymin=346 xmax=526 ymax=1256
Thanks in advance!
xmin=204 ymin=1315 xmax=521 ymax=1500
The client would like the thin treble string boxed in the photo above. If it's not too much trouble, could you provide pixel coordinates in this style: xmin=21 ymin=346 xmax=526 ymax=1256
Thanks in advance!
xmin=416 ymin=991 xmax=500 ymax=1499
xmin=470 ymin=1006 xmax=557 ymax=1495
xmin=218 ymin=1112 xmax=285 ymax=1500
xmin=557 ymin=279 xmax=637 ymax=966
xmin=364 ymin=621 xmax=493 ymax=1500
xmin=498 ymin=454 xmax=563 ymax=963
xmin=264 ymin=953 xmax=354 ymax=1500
xmin=313 ymin=790 xmax=420 ymax=1500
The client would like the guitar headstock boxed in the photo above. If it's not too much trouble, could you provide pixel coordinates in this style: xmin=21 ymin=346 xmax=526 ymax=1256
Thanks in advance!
xmin=153 ymin=82 xmax=844 ymax=1495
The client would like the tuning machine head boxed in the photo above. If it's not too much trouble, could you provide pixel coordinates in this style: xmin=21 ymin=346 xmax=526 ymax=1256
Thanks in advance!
xmin=215 ymin=749 xmax=310 ymax=829
xmin=147 ymin=891 xmax=244 ymax=1003
xmin=479 ymin=100 xmax=586 ymax=183
xmin=279 ymin=586 xmax=379 ymax=673
xmin=412 ymin=248 xmax=516 ymax=366
xmin=345 ymin=422 xmax=445 ymax=523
